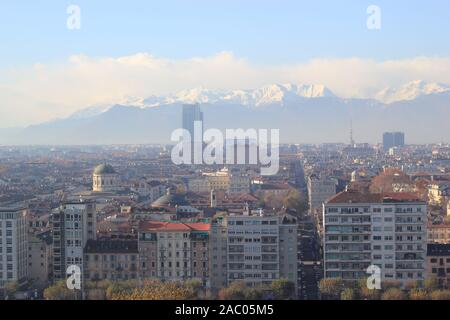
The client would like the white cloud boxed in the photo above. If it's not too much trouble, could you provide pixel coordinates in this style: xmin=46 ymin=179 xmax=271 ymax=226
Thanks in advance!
xmin=1 ymin=52 xmax=450 ymax=127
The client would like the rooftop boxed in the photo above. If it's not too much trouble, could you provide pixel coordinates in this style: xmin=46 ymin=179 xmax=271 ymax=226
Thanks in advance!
xmin=84 ymin=239 xmax=138 ymax=254
xmin=139 ymin=221 xmax=210 ymax=232
xmin=427 ymin=243 xmax=450 ymax=256
xmin=326 ymin=190 xmax=424 ymax=204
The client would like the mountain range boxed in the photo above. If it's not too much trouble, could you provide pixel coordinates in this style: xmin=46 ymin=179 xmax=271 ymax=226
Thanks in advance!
xmin=0 ymin=81 xmax=449 ymax=145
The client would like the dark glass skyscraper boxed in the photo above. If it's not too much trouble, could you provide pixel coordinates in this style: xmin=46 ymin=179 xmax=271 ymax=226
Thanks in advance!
xmin=383 ymin=132 xmax=405 ymax=151
xmin=182 ymin=104 xmax=203 ymax=139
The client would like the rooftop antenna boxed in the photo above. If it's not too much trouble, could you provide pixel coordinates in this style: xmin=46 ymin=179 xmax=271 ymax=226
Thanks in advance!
xmin=350 ymin=118 xmax=355 ymax=147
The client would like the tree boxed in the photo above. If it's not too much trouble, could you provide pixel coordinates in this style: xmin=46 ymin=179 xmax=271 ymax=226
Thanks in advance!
xmin=358 ymin=278 xmax=381 ymax=300
xmin=381 ymin=288 xmax=406 ymax=300
xmin=44 ymin=281 xmax=80 ymax=300
xmin=319 ymin=278 xmax=344 ymax=300
xmin=382 ymin=280 xmax=402 ymax=290
xmin=270 ymin=279 xmax=296 ymax=300
xmin=184 ymin=279 xmax=204 ymax=299
xmin=111 ymin=280 xmax=193 ymax=300
xmin=282 ymin=190 xmax=308 ymax=215
xmin=424 ymin=277 xmax=440 ymax=292
xmin=218 ymin=281 xmax=248 ymax=300
xmin=4 ymin=281 xmax=19 ymax=298
xmin=340 ymin=288 xmax=357 ymax=300
xmin=404 ymin=280 xmax=421 ymax=291
xmin=409 ymin=289 xmax=429 ymax=300
xmin=430 ymin=290 xmax=450 ymax=300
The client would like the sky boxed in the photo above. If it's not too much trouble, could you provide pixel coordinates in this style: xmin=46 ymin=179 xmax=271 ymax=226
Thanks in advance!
xmin=0 ymin=0 xmax=450 ymax=127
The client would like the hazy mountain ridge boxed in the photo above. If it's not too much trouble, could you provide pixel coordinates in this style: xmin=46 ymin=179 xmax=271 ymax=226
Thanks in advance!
xmin=0 ymin=81 xmax=449 ymax=145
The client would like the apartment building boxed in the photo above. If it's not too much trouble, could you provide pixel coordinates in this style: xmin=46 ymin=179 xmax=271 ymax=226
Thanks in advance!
xmin=428 ymin=223 xmax=450 ymax=244
xmin=307 ymin=174 xmax=336 ymax=214
xmin=84 ymin=239 xmax=138 ymax=281
xmin=188 ymin=168 xmax=250 ymax=194
xmin=323 ymin=191 xmax=427 ymax=284
xmin=210 ymin=215 xmax=228 ymax=290
xmin=27 ymin=230 xmax=52 ymax=289
xmin=427 ymin=243 xmax=450 ymax=287
xmin=0 ymin=207 xmax=28 ymax=289
xmin=51 ymin=201 xmax=96 ymax=282
xmin=226 ymin=211 xmax=298 ymax=290
xmin=138 ymin=221 xmax=210 ymax=286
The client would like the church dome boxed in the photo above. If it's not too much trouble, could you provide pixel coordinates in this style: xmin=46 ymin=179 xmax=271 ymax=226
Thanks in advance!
xmin=94 ymin=164 xmax=116 ymax=175
xmin=152 ymin=189 xmax=189 ymax=208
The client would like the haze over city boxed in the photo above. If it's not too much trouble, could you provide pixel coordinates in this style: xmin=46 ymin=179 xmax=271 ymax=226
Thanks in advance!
xmin=0 ymin=0 xmax=450 ymax=309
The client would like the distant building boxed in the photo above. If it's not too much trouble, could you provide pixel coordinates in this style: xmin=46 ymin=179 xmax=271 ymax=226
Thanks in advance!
xmin=92 ymin=164 xmax=120 ymax=193
xmin=428 ymin=223 xmax=450 ymax=244
xmin=51 ymin=201 xmax=96 ymax=282
xmin=307 ymin=174 xmax=336 ymax=214
xmin=182 ymin=104 xmax=203 ymax=159
xmin=383 ymin=132 xmax=405 ymax=151
xmin=0 ymin=207 xmax=28 ymax=289
xmin=188 ymin=168 xmax=250 ymax=195
xmin=427 ymin=181 xmax=450 ymax=206
xmin=323 ymin=191 xmax=427 ymax=285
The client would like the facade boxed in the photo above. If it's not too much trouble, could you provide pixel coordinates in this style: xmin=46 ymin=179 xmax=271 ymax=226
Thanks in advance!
xmin=307 ymin=174 xmax=336 ymax=213
xmin=51 ymin=201 xmax=96 ymax=282
xmin=427 ymin=243 xmax=450 ymax=287
xmin=27 ymin=230 xmax=52 ymax=289
xmin=188 ymin=168 xmax=250 ymax=194
xmin=383 ymin=132 xmax=405 ymax=151
xmin=182 ymin=103 xmax=203 ymax=159
xmin=210 ymin=215 xmax=228 ymax=290
xmin=92 ymin=164 xmax=120 ymax=193
xmin=428 ymin=223 xmax=450 ymax=244
xmin=427 ymin=182 xmax=450 ymax=206
xmin=323 ymin=191 xmax=427 ymax=285
xmin=84 ymin=240 xmax=138 ymax=281
xmin=138 ymin=221 xmax=210 ymax=286
xmin=0 ymin=207 xmax=28 ymax=289
xmin=225 ymin=211 xmax=298 ymax=291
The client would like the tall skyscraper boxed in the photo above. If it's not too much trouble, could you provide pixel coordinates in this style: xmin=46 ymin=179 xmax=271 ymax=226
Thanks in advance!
xmin=182 ymin=104 xmax=204 ymax=161
xmin=0 ymin=207 xmax=28 ymax=289
xmin=383 ymin=132 xmax=405 ymax=151
xmin=182 ymin=104 xmax=203 ymax=139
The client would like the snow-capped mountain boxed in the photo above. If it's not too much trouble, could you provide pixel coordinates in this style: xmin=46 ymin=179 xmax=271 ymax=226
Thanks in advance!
xmin=112 ymin=83 xmax=336 ymax=109
xmin=376 ymin=80 xmax=450 ymax=104
xmin=2 ymin=80 xmax=449 ymax=145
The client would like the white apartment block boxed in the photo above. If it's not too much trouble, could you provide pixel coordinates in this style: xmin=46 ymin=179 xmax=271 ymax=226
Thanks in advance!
xmin=307 ymin=174 xmax=336 ymax=213
xmin=226 ymin=211 xmax=298 ymax=289
xmin=323 ymin=191 xmax=427 ymax=285
xmin=0 ymin=207 xmax=28 ymax=288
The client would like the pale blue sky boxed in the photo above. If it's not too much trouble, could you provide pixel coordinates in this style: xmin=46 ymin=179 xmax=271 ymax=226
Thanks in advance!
xmin=1 ymin=0 xmax=450 ymax=68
